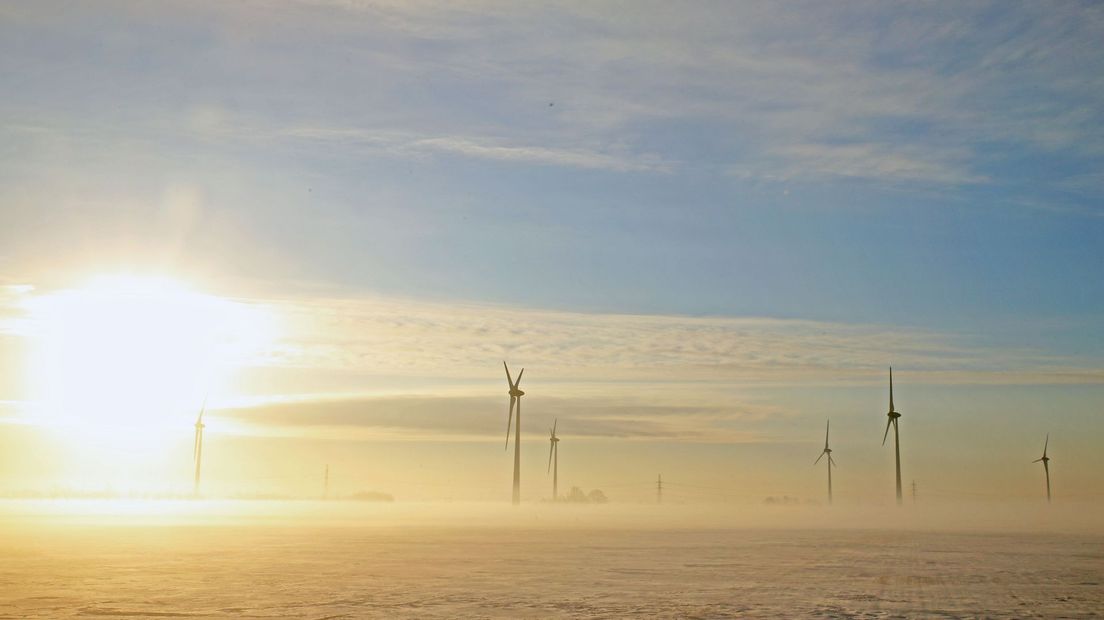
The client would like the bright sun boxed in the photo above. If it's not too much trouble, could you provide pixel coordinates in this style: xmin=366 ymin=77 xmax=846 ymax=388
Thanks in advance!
xmin=22 ymin=274 xmax=274 ymax=441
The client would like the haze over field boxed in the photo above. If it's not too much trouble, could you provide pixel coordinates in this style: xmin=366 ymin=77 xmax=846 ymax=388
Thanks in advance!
xmin=2 ymin=502 xmax=1103 ymax=618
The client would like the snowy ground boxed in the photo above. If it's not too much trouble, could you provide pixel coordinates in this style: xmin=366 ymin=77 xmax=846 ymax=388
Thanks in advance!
xmin=1 ymin=502 xmax=1101 ymax=618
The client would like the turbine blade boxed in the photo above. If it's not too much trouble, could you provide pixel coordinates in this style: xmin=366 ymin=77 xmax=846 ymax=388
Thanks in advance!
xmin=1033 ymin=458 xmax=1043 ymax=463
xmin=882 ymin=417 xmax=892 ymax=446
xmin=505 ymin=396 xmax=516 ymax=450
xmin=548 ymin=439 xmax=554 ymax=473
xmin=824 ymin=419 xmax=830 ymax=449
xmin=1043 ymin=433 xmax=1049 ymax=457
xmin=552 ymin=418 xmax=557 ymax=436
xmin=830 ymin=455 xmax=837 ymax=468
xmin=889 ymin=366 xmax=894 ymax=412
xmin=503 ymin=361 xmax=514 ymax=388
xmin=814 ymin=451 xmax=825 ymax=465
xmin=195 ymin=392 xmax=207 ymax=421
xmin=516 ymin=368 xmax=524 ymax=387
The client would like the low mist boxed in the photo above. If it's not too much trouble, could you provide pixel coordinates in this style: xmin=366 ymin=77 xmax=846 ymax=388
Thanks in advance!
xmin=3 ymin=498 xmax=1100 ymax=535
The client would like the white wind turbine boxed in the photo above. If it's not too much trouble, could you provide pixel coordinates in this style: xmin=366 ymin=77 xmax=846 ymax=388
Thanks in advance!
xmin=192 ymin=397 xmax=207 ymax=496
xmin=881 ymin=367 xmax=903 ymax=505
xmin=548 ymin=418 xmax=560 ymax=501
xmin=1033 ymin=434 xmax=1052 ymax=503
xmin=814 ymin=419 xmax=836 ymax=504
xmin=503 ymin=361 xmax=525 ymax=505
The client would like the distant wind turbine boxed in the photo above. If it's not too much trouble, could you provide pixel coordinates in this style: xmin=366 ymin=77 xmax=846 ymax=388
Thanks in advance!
xmin=503 ymin=361 xmax=525 ymax=505
xmin=881 ymin=367 xmax=903 ymax=505
xmin=192 ymin=396 xmax=207 ymax=496
xmin=1033 ymin=434 xmax=1052 ymax=503
xmin=547 ymin=418 xmax=560 ymax=501
xmin=814 ymin=418 xmax=836 ymax=504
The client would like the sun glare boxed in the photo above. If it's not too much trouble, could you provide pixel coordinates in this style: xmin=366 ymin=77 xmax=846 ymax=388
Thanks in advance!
xmin=21 ymin=275 xmax=274 ymax=443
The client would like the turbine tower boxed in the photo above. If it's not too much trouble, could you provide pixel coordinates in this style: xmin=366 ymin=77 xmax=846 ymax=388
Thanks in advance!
xmin=1033 ymin=434 xmax=1052 ymax=503
xmin=192 ymin=397 xmax=207 ymax=496
xmin=881 ymin=367 xmax=903 ymax=505
xmin=814 ymin=418 xmax=836 ymax=504
xmin=547 ymin=419 xmax=560 ymax=501
xmin=503 ymin=361 xmax=525 ymax=505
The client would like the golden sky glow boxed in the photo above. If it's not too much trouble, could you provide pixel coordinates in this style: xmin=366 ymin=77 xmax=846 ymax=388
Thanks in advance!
xmin=1 ymin=2 xmax=1103 ymax=507
xmin=0 ymin=270 xmax=1101 ymax=503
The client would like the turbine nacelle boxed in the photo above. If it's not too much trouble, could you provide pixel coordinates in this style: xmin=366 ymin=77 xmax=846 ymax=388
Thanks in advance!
xmin=815 ymin=419 xmax=835 ymax=467
xmin=882 ymin=412 xmax=900 ymax=446
xmin=548 ymin=418 xmax=559 ymax=475
xmin=503 ymin=361 xmax=526 ymax=450
xmin=815 ymin=447 xmax=836 ymax=466
xmin=883 ymin=367 xmax=902 ymax=446
xmin=504 ymin=361 xmax=525 ymax=396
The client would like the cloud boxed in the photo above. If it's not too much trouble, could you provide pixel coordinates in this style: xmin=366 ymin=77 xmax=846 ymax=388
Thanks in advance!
xmin=6 ymin=1 xmax=1102 ymax=193
xmin=209 ymin=287 xmax=1104 ymax=441
xmin=215 ymin=392 xmax=775 ymax=443
xmin=5 ymin=285 xmax=1103 ymax=439
xmin=253 ymin=294 xmax=1102 ymax=384
xmin=272 ymin=1 xmax=1102 ymax=186
xmin=745 ymin=142 xmax=987 ymax=185
xmin=0 ymin=284 xmax=33 ymax=336
xmin=280 ymin=127 xmax=671 ymax=173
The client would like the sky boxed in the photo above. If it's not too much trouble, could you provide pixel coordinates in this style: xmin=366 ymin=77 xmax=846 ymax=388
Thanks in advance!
xmin=0 ymin=1 xmax=1102 ymax=503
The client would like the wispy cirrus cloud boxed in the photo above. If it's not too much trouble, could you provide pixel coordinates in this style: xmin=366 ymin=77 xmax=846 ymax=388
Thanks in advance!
xmin=6 ymin=1 xmax=1102 ymax=193
xmin=4 ymin=284 xmax=1102 ymax=440
xmin=255 ymin=294 xmax=1102 ymax=385
xmin=216 ymin=393 xmax=777 ymax=443
xmin=0 ymin=284 xmax=33 ymax=335
xmin=738 ymin=142 xmax=987 ymax=186
xmin=280 ymin=126 xmax=672 ymax=173
xmin=261 ymin=0 xmax=1104 ymax=189
xmin=192 ymin=292 xmax=1104 ymax=441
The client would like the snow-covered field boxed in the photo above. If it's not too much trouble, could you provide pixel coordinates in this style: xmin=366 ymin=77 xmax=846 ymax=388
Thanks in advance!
xmin=1 ymin=501 xmax=1101 ymax=618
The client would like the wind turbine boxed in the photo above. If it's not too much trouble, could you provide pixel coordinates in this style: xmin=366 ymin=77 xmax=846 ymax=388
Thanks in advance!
xmin=192 ymin=397 xmax=207 ymax=496
xmin=547 ymin=418 xmax=560 ymax=501
xmin=814 ymin=418 xmax=836 ymax=504
xmin=1033 ymin=434 xmax=1051 ymax=503
xmin=881 ymin=367 xmax=903 ymax=505
xmin=503 ymin=361 xmax=525 ymax=505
